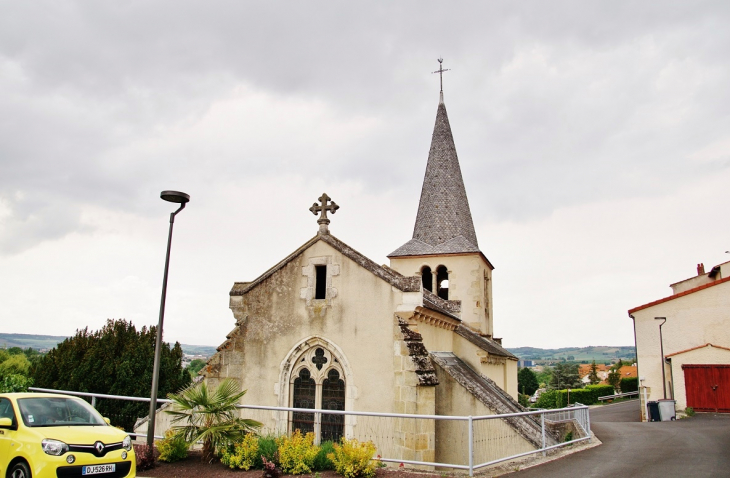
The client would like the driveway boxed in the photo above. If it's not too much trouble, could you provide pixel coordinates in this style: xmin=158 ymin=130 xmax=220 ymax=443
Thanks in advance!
xmin=506 ymin=400 xmax=730 ymax=478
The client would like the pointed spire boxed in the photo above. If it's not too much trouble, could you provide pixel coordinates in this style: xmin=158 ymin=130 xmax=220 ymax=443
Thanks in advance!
xmin=389 ymin=82 xmax=480 ymax=258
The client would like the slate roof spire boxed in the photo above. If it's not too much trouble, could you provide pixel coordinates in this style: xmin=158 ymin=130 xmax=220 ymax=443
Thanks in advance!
xmin=389 ymin=63 xmax=480 ymax=258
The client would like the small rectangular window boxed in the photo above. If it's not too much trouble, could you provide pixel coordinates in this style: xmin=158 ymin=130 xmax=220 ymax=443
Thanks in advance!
xmin=315 ymin=265 xmax=327 ymax=299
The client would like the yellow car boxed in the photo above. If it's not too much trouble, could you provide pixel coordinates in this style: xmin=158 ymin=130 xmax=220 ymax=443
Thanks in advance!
xmin=0 ymin=393 xmax=135 ymax=478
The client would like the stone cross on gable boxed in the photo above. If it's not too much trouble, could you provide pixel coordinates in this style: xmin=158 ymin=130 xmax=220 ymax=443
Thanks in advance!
xmin=310 ymin=193 xmax=339 ymax=234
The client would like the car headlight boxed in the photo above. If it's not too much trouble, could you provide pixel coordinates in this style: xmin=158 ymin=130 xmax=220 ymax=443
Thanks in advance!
xmin=42 ymin=438 xmax=69 ymax=456
xmin=122 ymin=435 xmax=132 ymax=451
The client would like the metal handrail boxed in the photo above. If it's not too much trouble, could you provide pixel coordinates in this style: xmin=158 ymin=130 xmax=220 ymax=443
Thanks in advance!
xmin=28 ymin=387 xmax=592 ymax=476
xmin=598 ymin=391 xmax=639 ymax=401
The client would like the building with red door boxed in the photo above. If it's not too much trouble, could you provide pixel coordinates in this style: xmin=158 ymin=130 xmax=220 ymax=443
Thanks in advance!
xmin=629 ymin=261 xmax=730 ymax=421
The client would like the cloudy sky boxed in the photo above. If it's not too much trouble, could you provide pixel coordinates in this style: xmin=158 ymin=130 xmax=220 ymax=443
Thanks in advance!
xmin=1 ymin=1 xmax=729 ymax=350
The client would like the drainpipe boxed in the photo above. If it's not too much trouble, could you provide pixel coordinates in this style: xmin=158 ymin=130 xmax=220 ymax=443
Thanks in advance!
xmin=629 ymin=314 xmax=643 ymax=421
xmin=655 ymin=317 xmax=667 ymax=399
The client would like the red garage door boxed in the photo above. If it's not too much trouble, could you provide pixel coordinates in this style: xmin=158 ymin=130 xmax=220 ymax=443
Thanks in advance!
xmin=683 ymin=364 xmax=730 ymax=413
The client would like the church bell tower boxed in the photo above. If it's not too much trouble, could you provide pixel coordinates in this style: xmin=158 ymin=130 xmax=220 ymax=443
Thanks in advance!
xmin=388 ymin=60 xmax=495 ymax=336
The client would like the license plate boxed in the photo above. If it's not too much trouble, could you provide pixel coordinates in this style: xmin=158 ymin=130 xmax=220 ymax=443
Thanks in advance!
xmin=82 ymin=464 xmax=115 ymax=475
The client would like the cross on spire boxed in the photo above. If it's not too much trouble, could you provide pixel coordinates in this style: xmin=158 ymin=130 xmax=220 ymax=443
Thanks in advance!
xmin=310 ymin=193 xmax=339 ymax=234
xmin=432 ymin=58 xmax=450 ymax=101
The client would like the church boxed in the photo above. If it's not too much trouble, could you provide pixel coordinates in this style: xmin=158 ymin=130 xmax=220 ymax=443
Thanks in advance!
xmin=196 ymin=70 xmax=552 ymax=465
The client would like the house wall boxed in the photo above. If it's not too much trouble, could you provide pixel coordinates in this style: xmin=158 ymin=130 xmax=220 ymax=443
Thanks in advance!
xmin=433 ymin=366 xmax=534 ymax=468
xmin=632 ymin=279 xmax=730 ymax=420
xmin=389 ymin=253 xmax=493 ymax=335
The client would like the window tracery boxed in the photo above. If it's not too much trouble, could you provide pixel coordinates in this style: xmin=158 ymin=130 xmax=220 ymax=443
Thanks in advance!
xmin=289 ymin=346 xmax=345 ymax=442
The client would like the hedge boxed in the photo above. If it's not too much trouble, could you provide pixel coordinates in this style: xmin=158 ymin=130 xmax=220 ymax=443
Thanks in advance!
xmin=585 ymin=384 xmax=615 ymax=400
xmin=620 ymin=377 xmax=638 ymax=393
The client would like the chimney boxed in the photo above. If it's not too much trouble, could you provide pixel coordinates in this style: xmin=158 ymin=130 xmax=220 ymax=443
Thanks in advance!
xmin=697 ymin=263 xmax=705 ymax=275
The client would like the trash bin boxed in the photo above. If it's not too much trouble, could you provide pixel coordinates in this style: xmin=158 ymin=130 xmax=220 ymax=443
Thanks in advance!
xmin=647 ymin=401 xmax=661 ymax=422
xmin=658 ymin=399 xmax=676 ymax=421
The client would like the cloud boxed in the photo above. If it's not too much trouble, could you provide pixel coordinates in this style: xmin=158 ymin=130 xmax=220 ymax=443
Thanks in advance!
xmin=1 ymin=1 xmax=730 ymax=347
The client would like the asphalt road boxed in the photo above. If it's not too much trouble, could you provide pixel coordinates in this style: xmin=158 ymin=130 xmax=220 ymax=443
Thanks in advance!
xmin=506 ymin=400 xmax=730 ymax=478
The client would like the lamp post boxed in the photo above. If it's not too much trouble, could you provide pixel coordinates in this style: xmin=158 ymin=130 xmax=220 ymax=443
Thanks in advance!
xmin=147 ymin=190 xmax=190 ymax=449
xmin=655 ymin=317 xmax=667 ymax=399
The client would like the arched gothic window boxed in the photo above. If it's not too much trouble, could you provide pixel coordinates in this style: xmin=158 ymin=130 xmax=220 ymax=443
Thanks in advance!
xmin=289 ymin=347 xmax=345 ymax=442
xmin=436 ymin=265 xmax=449 ymax=300
xmin=421 ymin=266 xmax=433 ymax=292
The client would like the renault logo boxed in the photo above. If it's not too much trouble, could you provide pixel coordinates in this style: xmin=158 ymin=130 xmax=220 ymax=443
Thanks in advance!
xmin=95 ymin=441 xmax=105 ymax=454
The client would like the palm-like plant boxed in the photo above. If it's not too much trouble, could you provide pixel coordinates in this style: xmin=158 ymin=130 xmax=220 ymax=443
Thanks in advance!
xmin=165 ymin=378 xmax=261 ymax=462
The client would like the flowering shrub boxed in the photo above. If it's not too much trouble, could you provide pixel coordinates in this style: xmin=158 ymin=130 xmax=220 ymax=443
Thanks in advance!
xmin=327 ymin=438 xmax=378 ymax=478
xmin=276 ymin=430 xmax=320 ymax=474
xmin=220 ymin=433 xmax=259 ymax=470
xmin=157 ymin=430 xmax=189 ymax=463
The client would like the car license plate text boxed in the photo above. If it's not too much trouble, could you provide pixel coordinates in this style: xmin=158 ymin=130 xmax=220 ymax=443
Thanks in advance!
xmin=82 ymin=464 xmax=115 ymax=475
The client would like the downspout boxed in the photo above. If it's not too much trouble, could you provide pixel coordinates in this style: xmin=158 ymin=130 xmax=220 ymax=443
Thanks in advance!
xmin=629 ymin=313 xmax=643 ymax=421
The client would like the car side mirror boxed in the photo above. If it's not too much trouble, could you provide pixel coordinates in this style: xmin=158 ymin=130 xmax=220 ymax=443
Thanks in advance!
xmin=103 ymin=417 xmax=111 ymax=425
xmin=0 ymin=417 xmax=13 ymax=428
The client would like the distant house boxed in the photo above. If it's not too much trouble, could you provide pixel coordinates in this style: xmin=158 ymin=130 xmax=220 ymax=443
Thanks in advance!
xmin=577 ymin=364 xmax=636 ymax=385
xmin=629 ymin=261 xmax=730 ymax=421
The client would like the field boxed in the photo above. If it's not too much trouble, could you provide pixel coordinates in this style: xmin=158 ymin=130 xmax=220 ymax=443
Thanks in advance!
xmin=0 ymin=332 xmax=216 ymax=357
xmin=507 ymin=345 xmax=635 ymax=363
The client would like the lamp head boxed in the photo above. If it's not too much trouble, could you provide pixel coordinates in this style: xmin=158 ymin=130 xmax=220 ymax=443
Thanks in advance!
xmin=160 ymin=191 xmax=190 ymax=204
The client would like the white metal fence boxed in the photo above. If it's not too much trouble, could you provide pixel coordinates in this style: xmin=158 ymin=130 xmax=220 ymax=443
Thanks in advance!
xmin=29 ymin=387 xmax=591 ymax=476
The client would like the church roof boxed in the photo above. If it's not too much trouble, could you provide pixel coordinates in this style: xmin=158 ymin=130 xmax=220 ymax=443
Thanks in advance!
xmin=230 ymin=233 xmax=421 ymax=297
xmin=389 ymin=98 xmax=480 ymax=258
xmin=453 ymin=324 xmax=517 ymax=359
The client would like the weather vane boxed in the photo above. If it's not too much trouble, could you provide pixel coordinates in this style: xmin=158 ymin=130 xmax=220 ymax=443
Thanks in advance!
xmin=432 ymin=58 xmax=450 ymax=93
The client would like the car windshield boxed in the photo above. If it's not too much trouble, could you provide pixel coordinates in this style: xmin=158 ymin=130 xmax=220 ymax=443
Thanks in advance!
xmin=18 ymin=397 xmax=107 ymax=427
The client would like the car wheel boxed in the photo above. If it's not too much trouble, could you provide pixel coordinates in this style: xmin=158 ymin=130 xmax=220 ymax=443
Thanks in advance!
xmin=9 ymin=462 xmax=31 ymax=478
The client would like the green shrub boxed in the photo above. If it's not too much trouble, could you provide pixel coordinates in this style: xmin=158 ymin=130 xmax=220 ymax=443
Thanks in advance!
xmin=276 ymin=430 xmax=320 ymax=474
xmin=518 ymin=393 xmax=529 ymax=407
xmin=586 ymin=384 xmax=615 ymax=401
xmin=220 ymin=433 xmax=259 ymax=470
xmin=254 ymin=435 xmax=279 ymax=468
xmin=328 ymin=438 xmax=378 ymax=478
xmin=314 ymin=440 xmax=336 ymax=471
xmin=157 ymin=430 xmax=189 ymax=463
xmin=620 ymin=377 xmax=638 ymax=393
xmin=564 ymin=431 xmax=573 ymax=442
xmin=685 ymin=407 xmax=695 ymax=417
xmin=564 ymin=389 xmax=595 ymax=405
xmin=535 ymin=390 xmax=558 ymax=409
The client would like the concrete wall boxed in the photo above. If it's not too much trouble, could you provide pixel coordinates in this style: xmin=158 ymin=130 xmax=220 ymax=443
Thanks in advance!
xmin=389 ymin=253 xmax=493 ymax=335
xmin=408 ymin=318 xmax=518 ymax=399
xmin=433 ymin=365 xmax=534 ymax=467
xmin=632 ymin=278 xmax=730 ymax=419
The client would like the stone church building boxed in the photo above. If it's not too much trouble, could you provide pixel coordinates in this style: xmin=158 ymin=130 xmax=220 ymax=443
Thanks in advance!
xmin=187 ymin=84 xmax=553 ymax=465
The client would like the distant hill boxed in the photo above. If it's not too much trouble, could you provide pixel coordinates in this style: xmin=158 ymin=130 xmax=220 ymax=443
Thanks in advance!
xmin=0 ymin=333 xmax=217 ymax=358
xmin=0 ymin=333 xmax=69 ymax=351
xmin=506 ymin=345 xmax=635 ymax=363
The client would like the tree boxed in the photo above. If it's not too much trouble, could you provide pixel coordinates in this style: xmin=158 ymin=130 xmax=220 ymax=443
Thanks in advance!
xmin=518 ymin=367 xmax=540 ymax=396
xmin=166 ymin=379 xmax=261 ymax=462
xmin=187 ymin=359 xmax=207 ymax=377
xmin=0 ymin=351 xmax=34 ymax=393
xmin=607 ymin=359 xmax=624 ymax=391
xmin=588 ymin=360 xmax=600 ymax=385
xmin=550 ymin=363 xmax=582 ymax=390
xmin=31 ymin=319 xmax=191 ymax=431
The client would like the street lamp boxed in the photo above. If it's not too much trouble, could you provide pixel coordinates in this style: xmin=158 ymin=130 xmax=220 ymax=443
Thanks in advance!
xmin=147 ymin=190 xmax=190 ymax=449
xmin=655 ymin=317 xmax=667 ymax=399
